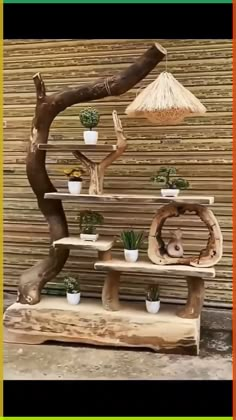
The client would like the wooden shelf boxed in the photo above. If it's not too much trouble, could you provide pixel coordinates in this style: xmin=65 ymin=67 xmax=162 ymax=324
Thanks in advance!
xmin=38 ymin=144 xmax=117 ymax=152
xmin=94 ymin=258 xmax=215 ymax=278
xmin=45 ymin=193 xmax=214 ymax=205
xmin=4 ymin=297 xmax=200 ymax=354
xmin=53 ymin=236 xmax=114 ymax=251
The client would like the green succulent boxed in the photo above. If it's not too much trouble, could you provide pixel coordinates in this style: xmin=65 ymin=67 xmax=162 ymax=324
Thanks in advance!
xmin=120 ymin=230 xmax=144 ymax=250
xmin=146 ymin=285 xmax=160 ymax=302
xmin=79 ymin=107 xmax=100 ymax=130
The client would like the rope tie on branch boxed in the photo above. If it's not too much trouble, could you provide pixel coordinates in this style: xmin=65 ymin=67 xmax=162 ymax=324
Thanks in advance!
xmin=104 ymin=78 xmax=112 ymax=95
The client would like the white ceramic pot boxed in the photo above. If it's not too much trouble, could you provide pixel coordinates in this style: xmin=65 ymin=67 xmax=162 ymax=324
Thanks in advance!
xmin=161 ymin=189 xmax=179 ymax=197
xmin=146 ymin=300 xmax=160 ymax=314
xmin=80 ymin=233 xmax=99 ymax=242
xmin=124 ymin=249 xmax=139 ymax=262
xmin=83 ymin=130 xmax=98 ymax=145
xmin=68 ymin=181 xmax=82 ymax=194
xmin=66 ymin=292 xmax=81 ymax=305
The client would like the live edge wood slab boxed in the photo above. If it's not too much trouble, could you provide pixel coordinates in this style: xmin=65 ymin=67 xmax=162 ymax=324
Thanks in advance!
xmin=44 ymin=193 xmax=215 ymax=205
xmin=3 ymin=297 xmax=200 ymax=355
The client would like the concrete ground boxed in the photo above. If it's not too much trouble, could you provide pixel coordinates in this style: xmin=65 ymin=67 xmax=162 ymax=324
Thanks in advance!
xmin=4 ymin=293 xmax=232 ymax=380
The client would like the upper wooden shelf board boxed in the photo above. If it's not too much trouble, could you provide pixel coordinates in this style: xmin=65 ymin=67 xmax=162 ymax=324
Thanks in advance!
xmin=45 ymin=193 xmax=215 ymax=205
xmin=94 ymin=259 xmax=215 ymax=278
xmin=37 ymin=144 xmax=117 ymax=152
xmin=53 ymin=236 xmax=114 ymax=251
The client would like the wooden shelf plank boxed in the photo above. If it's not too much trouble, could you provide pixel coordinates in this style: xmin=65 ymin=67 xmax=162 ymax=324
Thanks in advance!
xmin=94 ymin=258 xmax=215 ymax=278
xmin=44 ymin=192 xmax=215 ymax=205
xmin=4 ymin=297 xmax=200 ymax=355
xmin=53 ymin=236 xmax=114 ymax=251
xmin=38 ymin=144 xmax=117 ymax=152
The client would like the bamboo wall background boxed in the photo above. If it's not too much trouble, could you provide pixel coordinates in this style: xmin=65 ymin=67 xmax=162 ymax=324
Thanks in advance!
xmin=3 ymin=39 xmax=232 ymax=308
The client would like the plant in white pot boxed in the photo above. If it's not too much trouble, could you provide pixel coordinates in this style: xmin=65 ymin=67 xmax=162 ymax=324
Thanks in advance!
xmin=64 ymin=276 xmax=81 ymax=305
xmin=146 ymin=285 xmax=160 ymax=314
xmin=79 ymin=107 xmax=100 ymax=145
xmin=78 ymin=210 xmax=104 ymax=241
xmin=151 ymin=167 xmax=189 ymax=197
xmin=64 ymin=167 xmax=85 ymax=195
xmin=120 ymin=230 xmax=144 ymax=262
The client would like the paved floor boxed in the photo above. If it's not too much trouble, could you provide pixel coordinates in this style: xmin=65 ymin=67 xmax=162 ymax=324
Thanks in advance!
xmin=4 ymin=293 xmax=232 ymax=380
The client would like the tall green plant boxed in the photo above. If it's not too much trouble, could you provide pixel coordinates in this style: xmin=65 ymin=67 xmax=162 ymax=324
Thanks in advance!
xmin=120 ymin=230 xmax=144 ymax=250
xmin=78 ymin=210 xmax=104 ymax=234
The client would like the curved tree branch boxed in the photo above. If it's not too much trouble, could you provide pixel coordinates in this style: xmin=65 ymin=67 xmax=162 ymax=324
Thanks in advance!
xmin=17 ymin=42 xmax=166 ymax=304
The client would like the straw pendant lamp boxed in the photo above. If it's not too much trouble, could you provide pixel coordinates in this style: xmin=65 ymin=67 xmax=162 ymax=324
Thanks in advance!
xmin=125 ymin=58 xmax=206 ymax=125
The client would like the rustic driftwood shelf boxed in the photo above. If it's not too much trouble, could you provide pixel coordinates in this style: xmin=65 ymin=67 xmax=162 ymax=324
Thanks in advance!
xmin=4 ymin=297 xmax=200 ymax=355
xmin=44 ymin=193 xmax=215 ymax=205
xmin=38 ymin=144 xmax=117 ymax=152
xmin=94 ymin=258 xmax=215 ymax=278
xmin=12 ymin=42 xmax=223 ymax=357
xmin=95 ymin=258 xmax=214 ymax=319
xmin=53 ymin=236 xmax=114 ymax=251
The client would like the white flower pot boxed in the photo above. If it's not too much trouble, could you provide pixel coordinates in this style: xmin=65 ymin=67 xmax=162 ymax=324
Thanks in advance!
xmin=83 ymin=130 xmax=98 ymax=145
xmin=68 ymin=181 xmax=82 ymax=195
xmin=80 ymin=233 xmax=99 ymax=242
xmin=66 ymin=292 xmax=81 ymax=305
xmin=124 ymin=249 xmax=139 ymax=262
xmin=161 ymin=189 xmax=179 ymax=197
xmin=146 ymin=300 xmax=160 ymax=314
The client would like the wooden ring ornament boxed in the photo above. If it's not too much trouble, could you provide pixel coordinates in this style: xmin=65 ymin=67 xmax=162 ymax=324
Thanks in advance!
xmin=148 ymin=202 xmax=223 ymax=268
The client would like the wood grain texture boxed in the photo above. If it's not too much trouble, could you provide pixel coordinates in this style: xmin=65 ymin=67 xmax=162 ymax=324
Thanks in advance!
xmin=44 ymin=193 xmax=214 ymax=205
xmin=94 ymin=258 xmax=215 ymax=278
xmin=38 ymin=144 xmax=118 ymax=151
xmin=3 ymin=297 xmax=200 ymax=355
xmin=53 ymin=236 xmax=114 ymax=251
xmin=3 ymin=39 xmax=232 ymax=308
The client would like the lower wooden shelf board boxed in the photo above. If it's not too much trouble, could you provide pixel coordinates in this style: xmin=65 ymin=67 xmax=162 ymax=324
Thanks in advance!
xmin=4 ymin=296 xmax=200 ymax=355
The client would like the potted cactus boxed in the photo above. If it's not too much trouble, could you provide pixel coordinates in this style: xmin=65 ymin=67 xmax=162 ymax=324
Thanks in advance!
xmin=64 ymin=276 xmax=80 ymax=305
xmin=151 ymin=167 xmax=189 ymax=197
xmin=64 ymin=167 xmax=85 ymax=195
xmin=79 ymin=107 xmax=100 ymax=145
xmin=120 ymin=230 xmax=144 ymax=262
xmin=146 ymin=285 xmax=160 ymax=314
xmin=78 ymin=210 xmax=104 ymax=241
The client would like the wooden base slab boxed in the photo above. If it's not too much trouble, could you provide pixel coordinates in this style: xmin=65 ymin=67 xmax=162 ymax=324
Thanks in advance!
xmin=4 ymin=297 xmax=200 ymax=355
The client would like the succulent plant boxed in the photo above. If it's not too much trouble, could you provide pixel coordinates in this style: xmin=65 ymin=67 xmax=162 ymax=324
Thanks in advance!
xmin=120 ymin=230 xmax=144 ymax=250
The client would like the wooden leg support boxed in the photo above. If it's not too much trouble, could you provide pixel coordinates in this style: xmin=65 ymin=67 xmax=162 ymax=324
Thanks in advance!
xmin=177 ymin=276 xmax=205 ymax=319
xmin=102 ymin=272 xmax=120 ymax=311
xmin=98 ymin=250 xmax=120 ymax=311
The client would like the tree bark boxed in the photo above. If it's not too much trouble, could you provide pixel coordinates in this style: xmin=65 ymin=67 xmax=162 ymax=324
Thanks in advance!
xmin=17 ymin=43 xmax=166 ymax=304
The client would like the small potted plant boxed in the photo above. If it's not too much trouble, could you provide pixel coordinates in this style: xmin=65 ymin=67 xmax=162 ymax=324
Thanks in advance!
xmin=78 ymin=210 xmax=104 ymax=241
xmin=64 ymin=276 xmax=80 ymax=305
xmin=120 ymin=230 xmax=144 ymax=262
xmin=146 ymin=285 xmax=160 ymax=314
xmin=64 ymin=167 xmax=85 ymax=195
xmin=79 ymin=107 xmax=100 ymax=145
xmin=151 ymin=167 xmax=189 ymax=197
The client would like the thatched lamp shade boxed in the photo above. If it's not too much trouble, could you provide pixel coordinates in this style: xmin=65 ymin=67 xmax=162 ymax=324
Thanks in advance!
xmin=125 ymin=72 xmax=207 ymax=125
